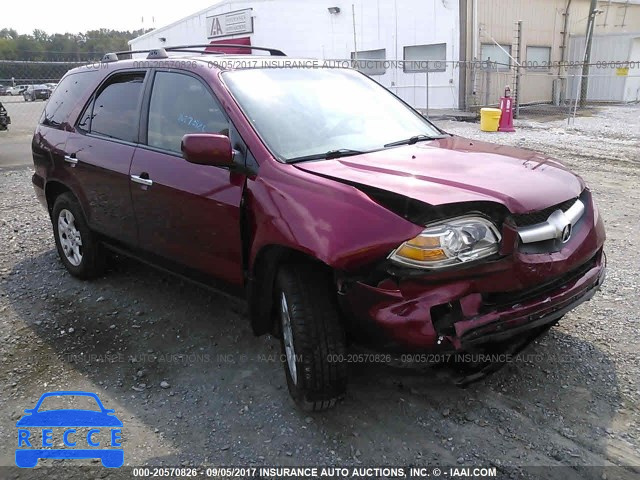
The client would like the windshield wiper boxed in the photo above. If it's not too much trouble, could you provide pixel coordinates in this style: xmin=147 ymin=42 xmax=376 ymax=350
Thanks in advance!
xmin=384 ymin=134 xmax=445 ymax=148
xmin=287 ymin=148 xmax=366 ymax=163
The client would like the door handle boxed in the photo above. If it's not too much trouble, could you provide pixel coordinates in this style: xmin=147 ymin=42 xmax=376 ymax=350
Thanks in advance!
xmin=64 ymin=155 xmax=78 ymax=166
xmin=130 ymin=174 xmax=153 ymax=187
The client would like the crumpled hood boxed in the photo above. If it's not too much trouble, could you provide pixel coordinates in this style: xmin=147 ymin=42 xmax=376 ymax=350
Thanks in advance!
xmin=294 ymin=136 xmax=584 ymax=213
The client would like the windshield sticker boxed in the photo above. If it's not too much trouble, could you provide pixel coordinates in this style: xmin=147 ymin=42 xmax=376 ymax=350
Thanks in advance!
xmin=178 ymin=113 xmax=206 ymax=132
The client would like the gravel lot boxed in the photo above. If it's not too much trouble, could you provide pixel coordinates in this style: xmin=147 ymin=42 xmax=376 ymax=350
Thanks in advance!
xmin=0 ymin=97 xmax=43 ymax=168
xmin=0 ymin=105 xmax=639 ymax=479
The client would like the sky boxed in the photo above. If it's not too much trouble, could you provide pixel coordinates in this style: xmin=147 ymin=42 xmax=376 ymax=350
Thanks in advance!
xmin=2 ymin=0 xmax=221 ymax=35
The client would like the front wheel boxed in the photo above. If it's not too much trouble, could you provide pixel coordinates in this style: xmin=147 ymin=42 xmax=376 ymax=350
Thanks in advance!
xmin=52 ymin=193 xmax=106 ymax=279
xmin=275 ymin=264 xmax=347 ymax=411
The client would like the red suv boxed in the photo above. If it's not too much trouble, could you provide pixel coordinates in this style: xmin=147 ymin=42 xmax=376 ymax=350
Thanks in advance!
xmin=32 ymin=46 xmax=606 ymax=411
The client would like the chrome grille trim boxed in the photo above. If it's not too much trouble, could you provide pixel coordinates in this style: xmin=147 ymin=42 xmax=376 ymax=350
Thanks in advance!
xmin=517 ymin=199 xmax=585 ymax=244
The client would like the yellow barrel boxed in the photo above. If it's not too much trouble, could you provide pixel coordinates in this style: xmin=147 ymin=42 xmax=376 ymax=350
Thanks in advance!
xmin=480 ymin=108 xmax=502 ymax=132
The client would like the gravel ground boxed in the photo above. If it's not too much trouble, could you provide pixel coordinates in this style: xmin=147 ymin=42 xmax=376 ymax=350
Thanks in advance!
xmin=0 ymin=105 xmax=639 ymax=479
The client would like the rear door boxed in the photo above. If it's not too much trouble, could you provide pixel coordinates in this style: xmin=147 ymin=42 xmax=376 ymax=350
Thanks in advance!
xmin=64 ymin=71 xmax=147 ymax=246
xmin=129 ymin=70 xmax=245 ymax=286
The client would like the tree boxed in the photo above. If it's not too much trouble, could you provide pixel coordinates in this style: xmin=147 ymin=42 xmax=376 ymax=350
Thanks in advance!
xmin=0 ymin=28 xmax=153 ymax=61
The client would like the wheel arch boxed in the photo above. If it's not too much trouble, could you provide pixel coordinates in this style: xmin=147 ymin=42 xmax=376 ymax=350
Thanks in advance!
xmin=248 ymin=244 xmax=335 ymax=337
xmin=44 ymin=180 xmax=88 ymax=221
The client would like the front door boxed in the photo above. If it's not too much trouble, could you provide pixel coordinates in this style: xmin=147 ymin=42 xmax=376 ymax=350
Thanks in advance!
xmin=129 ymin=70 xmax=245 ymax=286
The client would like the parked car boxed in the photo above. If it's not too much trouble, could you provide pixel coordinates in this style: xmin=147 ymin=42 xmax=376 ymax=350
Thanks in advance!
xmin=23 ymin=84 xmax=51 ymax=102
xmin=0 ymin=102 xmax=10 ymax=130
xmin=6 ymin=85 xmax=27 ymax=96
xmin=31 ymin=47 xmax=606 ymax=411
xmin=0 ymin=85 xmax=8 ymax=95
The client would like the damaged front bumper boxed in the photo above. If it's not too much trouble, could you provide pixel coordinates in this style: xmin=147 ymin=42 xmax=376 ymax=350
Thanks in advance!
xmin=455 ymin=251 xmax=605 ymax=349
xmin=341 ymin=249 xmax=605 ymax=352
xmin=339 ymin=194 xmax=607 ymax=353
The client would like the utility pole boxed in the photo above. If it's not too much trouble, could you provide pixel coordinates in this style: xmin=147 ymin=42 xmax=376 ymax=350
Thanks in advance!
xmin=513 ymin=21 xmax=523 ymax=118
xmin=559 ymin=0 xmax=573 ymax=104
xmin=580 ymin=0 xmax=598 ymax=107
xmin=352 ymin=4 xmax=358 ymax=67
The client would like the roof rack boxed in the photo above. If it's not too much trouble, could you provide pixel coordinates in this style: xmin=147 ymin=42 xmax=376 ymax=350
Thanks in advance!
xmin=101 ymin=50 xmax=168 ymax=62
xmin=102 ymin=44 xmax=286 ymax=62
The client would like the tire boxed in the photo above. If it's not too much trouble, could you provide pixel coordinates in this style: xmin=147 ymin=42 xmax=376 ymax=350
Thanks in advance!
xmin=52 ymin=192 xmax=106 ymax=279
xmin=275 ymin=263 xmax=347 ymax=411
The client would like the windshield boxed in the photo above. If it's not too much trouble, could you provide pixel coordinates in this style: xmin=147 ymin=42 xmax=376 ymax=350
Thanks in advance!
xmin=222 ymin=68 xmax=443 ymax=162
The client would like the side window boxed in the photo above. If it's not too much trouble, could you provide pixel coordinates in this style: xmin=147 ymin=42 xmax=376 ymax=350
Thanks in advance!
xmin=84 ymin=73 xmax=145 ymax=143
xmin=147 ymin=72 xmax=229 ymax=154
xmin=41 ymin=71 xmax=99 ymax=128
xmin=77 ymin=100 xmax=93 ymax=133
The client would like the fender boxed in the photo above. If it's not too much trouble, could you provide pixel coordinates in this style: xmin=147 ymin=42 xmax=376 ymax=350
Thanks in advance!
xmin=32 ymin=125 xmax=92 ymax=222
xmin=245 ymin=160 xmax=422 ymax=335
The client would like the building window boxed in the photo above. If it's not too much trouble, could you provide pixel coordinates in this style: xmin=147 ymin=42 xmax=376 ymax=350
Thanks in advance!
xmin=526 ymin=46 xmax=551 ymax=70
xmin=350 ymin=49 xmax=386 ymax=76
xmin=403 ymin=43 xmax=447 ymax=73
xmin=480 ymin=43 xmax=512 ymax=70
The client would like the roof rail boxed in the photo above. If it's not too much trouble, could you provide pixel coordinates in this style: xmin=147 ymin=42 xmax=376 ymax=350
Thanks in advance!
xmin=100 ymin=49 xmax=169 ymax=61
xmin=101 ymin=53 xmax=119 ymax=62
xmin=147 ymin=48 xmax=168 ymax=59
xmin=165 ymin=44 xmax=286 ymax=56
xmin=102 ymin=44 xmax=286 ymax=62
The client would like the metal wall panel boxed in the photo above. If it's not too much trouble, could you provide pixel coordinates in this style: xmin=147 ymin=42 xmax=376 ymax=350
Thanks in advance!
xmin=566 ymin=33 xmax=636 ymax=101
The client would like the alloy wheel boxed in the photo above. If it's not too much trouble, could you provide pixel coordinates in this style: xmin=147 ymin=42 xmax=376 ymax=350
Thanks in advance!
xmin=280 ymin=292 xmax=298 ymax=385
xmin=57 ymin=209 xmax=83 ymax=266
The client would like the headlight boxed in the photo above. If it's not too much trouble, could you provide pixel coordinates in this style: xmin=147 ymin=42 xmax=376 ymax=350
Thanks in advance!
xmin=388 ymin=216 xmax=501 ymax=269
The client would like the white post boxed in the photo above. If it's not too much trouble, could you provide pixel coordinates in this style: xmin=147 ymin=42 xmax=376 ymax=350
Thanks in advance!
xmin=425 ymin=71 xmax=430 ymax=117
xmin=570 ymin=19 xmax=594 ymax=125
xmin=352 ymin=4 xmax=358 ymax=67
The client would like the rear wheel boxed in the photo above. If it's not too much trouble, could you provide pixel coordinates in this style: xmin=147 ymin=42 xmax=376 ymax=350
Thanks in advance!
xmin=52 ymin=193 xmax=106 ymax=279
xmin=275 ymin=264 xmax=347 ymax=411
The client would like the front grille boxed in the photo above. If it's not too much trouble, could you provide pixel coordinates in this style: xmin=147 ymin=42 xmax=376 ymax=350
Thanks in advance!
xmin=510 ymin=197 xmax=578 ymax=227
xmin=481 ymin=253 xmax=598 ymax=311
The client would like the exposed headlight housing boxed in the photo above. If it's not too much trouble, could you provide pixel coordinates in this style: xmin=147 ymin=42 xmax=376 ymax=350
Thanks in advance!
xmin=388 ymin=216 xmax=501 ymax=269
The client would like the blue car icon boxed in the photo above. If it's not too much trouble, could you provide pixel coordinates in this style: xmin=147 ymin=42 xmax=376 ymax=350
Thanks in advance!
xmin=15 ymin=391 xmax=123 ymax=468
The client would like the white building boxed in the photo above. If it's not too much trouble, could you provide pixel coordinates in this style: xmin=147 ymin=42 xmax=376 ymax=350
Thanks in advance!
xmin=130 ymin=0 xmax=640 ymax=109
xmin=129 ymin=0 xmax=463 ymax=110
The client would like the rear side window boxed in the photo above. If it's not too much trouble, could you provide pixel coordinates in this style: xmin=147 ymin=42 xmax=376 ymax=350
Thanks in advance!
xmin=78 ymin=72 xmax=145 ymax=143
xmin=41 ymin=71 xmax=98 ymax=128
xmin=146 ymin=71 xmax=228 ymax=154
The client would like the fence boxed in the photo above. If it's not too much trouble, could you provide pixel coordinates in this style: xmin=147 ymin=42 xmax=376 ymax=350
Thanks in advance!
xmin=1 ymin=57 xmax=639 ymax=131
xmin=334 ymin=58 xmax=640 ymax=121
xmin=464 ymin=59 xmax=640 ymax=121
xmin=0 ymin=59 xmax=89 ymax=86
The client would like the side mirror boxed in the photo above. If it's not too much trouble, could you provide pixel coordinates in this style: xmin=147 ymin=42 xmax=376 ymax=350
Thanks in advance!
xmin=181 ymin=133 xmax=234 ymax=167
